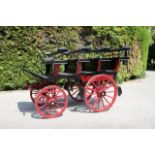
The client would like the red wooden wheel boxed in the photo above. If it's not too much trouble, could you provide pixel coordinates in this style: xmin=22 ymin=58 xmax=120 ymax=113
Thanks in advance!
xmin=84 ymin=74 xmax=117 ymax=112
xmin=67 ymin=81 xmax=84 ymax=102
xmin=30 ymin=89 xmax=39 ymax=103
xmin=35 ymin=85 xmax=68 ymax=118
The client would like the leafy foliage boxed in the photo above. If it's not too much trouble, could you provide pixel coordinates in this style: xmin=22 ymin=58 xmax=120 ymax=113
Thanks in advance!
xmin=0 ymin=26 xmax=152 ymax=90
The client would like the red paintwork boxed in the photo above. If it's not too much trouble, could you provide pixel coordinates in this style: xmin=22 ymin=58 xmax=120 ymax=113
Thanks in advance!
xmin=76 ymin=62 xmax=82 ymax=74
xmin=84 ymin=74 xmax=117 ymax=112
xmin=80 ymin=75 xmax=92 ymax=83
xmin=53 ymin=64 xmax=61 ymax=76
xmin=35 ymin=85 xmax=68 ymax=118
xmin=28 ymin=57 xmax=123 ymax=118
xmin=114 ymin=59 xmax=120 ymax=72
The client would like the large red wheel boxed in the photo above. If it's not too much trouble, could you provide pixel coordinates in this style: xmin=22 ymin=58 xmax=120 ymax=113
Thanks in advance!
xmin=35 ymin=85 xmax=68 ymax=118
xmin=84 ymin=74 xmax=117 ymax=112
xmin=67 ymin=80 xmax=84 ymax=102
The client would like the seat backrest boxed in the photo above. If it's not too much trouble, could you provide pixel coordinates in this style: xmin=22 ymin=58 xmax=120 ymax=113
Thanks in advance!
xmin=100 ymin=58 xmax=118 ymax=71
xmin=64 ymin=60 xmax=77 ymax=73
xmin=81 ymin=59 xmax=98 ymax=72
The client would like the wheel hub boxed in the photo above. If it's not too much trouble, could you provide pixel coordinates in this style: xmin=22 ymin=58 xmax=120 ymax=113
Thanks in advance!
xmin=101 ymin=91 xmax=106 ymax=96
xmin=50 ymin=101 xmax=55 ymax=106
xmin=48 ymin=98 xmax=56 ymax=106
xmin=97 ymin=89 xmax=106 ymax=97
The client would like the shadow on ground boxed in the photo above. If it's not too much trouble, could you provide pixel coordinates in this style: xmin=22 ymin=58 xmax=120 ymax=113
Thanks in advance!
xmin=68 ymin=100 xmax=91 ymax=113
xmin=17 ymin=97 xmax=91 ymax=119
xmin=17 ymin=101 xmax=42 ymax=119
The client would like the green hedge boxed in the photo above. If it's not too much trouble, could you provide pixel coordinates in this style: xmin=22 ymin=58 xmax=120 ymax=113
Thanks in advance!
xmin=0 ymin=26 xmax=152 ymax=90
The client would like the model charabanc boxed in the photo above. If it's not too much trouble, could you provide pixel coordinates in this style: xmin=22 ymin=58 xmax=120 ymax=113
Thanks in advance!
xmin=24 ymin=47 xmax=130 ymax=118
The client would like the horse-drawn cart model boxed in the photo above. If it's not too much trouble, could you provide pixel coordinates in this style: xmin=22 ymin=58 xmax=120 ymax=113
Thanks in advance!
xmin=24 ymin=47 xmax=130 ymax=118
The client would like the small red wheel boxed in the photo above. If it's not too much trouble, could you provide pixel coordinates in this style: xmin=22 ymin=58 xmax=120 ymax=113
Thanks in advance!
xmin=35 ymin=85 xmax=68 ymax=118
xmin=30 ymin=89 xmax=39 ymax=103
xmin=84 ymin=74 xmax=117 ymax=112
xmin=67 ymin=80 xmax=84 ymax=102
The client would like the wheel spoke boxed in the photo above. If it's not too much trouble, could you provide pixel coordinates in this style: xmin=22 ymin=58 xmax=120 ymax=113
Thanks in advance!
xmin=105 ymin=94 xmax=113 ymax=99
xmin=68 ymin=81 xmax=84 ymax=102
xmin=89 ymin=96 xmax=97 ymax=103
xmin=92 ymin=81 xmax=97 ymax=89
xmin=56 ymin=102 xmax=65 ymax=106
xmin=99 ymin=78 xmax=104 ymax=88
xmin=38 ymin=100 xmax=47 ymax=106
xmin=92 ymin=98 xmax=99 ymax=108
xmin=97 ymin=98 xmax=100 ymax=109
xmin=87 ymin=94 xmax=97 ymax=100
xmin=71 ymin=87 xmax=79 ymax=91
xmin=101 ymin=97 xmax=105 ymax=109
xmin=104 ymin=85 xmax=113 ymax=90
xmin=39 ymin=104 xmax=48 ymax=110
xmin=54 ymin=95 xmax=64 ymax=100
xmin=97 ymin=77 xmax=102 ymax=88
xmin=105 ymin=79 xmax=111 ymax=85
xmin=87 ymin=87 xmax=96 ymax=92
xmin=103 ymin=96 xmax=110 ymax=105
xmin=51 ymin=89 xmax=55 ymax=97
xmin=51 ymin=108 xmax=58 ymax=115
xmin=86 ymin=90 xmax=93 ymax=95
xmin=56 ymin=89 xmax=61 ymax=96
xmin=41 ymin=92 xmax=48 ymax=98
xmin=43 ymin=106 xmax=50 ymax=112
xmin=71 ymin=89 xmax=79 ymax=96
xmin=105 ymin=90 xmax=114 ymax=93
xmin=75 ymin=91 xmax=81 ymax=98
xmin=97 ymin=78 xmax=100 ymax=87
xmin=55 ymin=104 xmax=62 ymax=109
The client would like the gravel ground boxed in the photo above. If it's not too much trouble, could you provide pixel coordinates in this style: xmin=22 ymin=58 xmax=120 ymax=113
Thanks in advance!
xmin=0 ymin=71 xmax=155 ymax=129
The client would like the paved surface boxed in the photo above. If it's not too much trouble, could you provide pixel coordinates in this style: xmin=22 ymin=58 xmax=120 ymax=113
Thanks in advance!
xmin=0 ymin=71 xmax=155 ymax=129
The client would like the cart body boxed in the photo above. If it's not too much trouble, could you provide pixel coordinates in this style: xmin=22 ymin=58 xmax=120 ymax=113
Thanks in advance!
xmin=25 ymin=47 xmax=130 ymax=118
